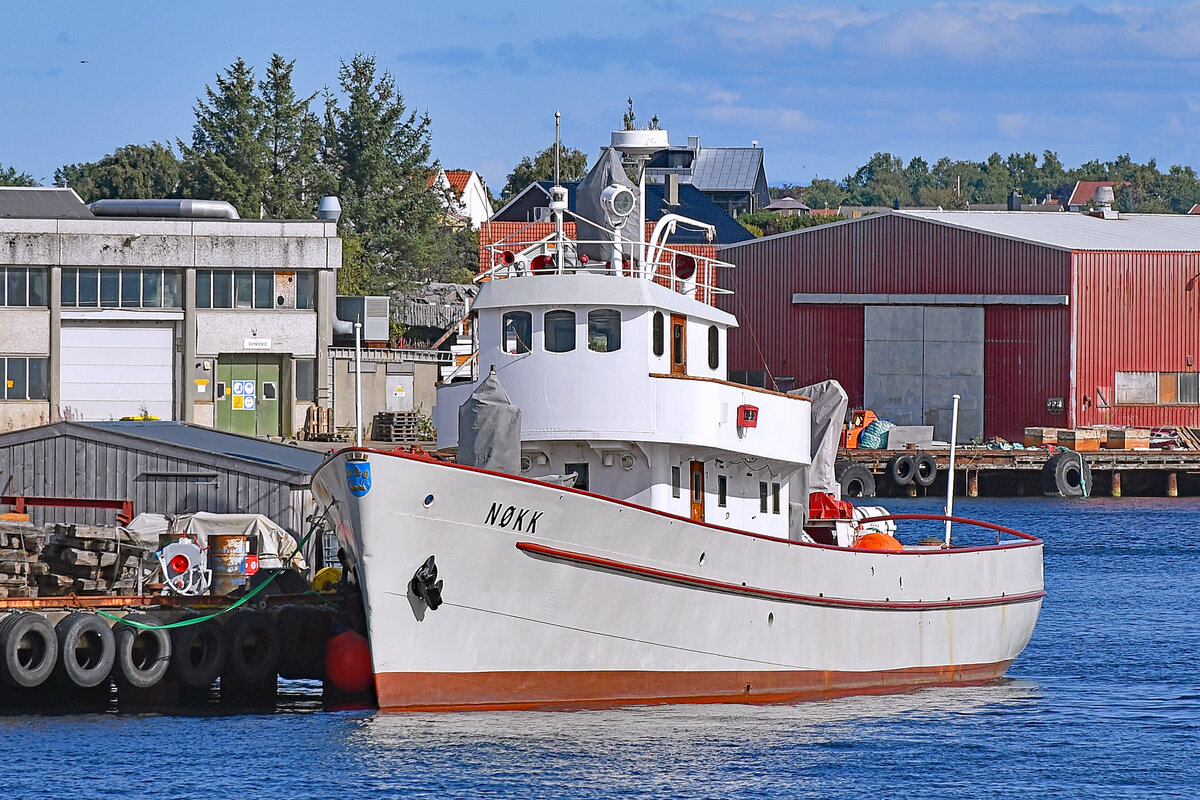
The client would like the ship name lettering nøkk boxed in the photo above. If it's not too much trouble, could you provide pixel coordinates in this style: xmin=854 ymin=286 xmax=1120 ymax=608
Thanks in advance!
xmin=485 ymin=502 xmax=544 ymax=533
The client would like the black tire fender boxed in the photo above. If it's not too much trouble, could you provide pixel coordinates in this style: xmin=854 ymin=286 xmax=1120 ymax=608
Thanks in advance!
xmin=114 ymin=614 xmax=172 ymax=690
xmin=913 ymin=452 xmax=938 ymax=487
xmin=886 ymin=454 xmax=916 ymax=486
xmin=0 ymin=612 xmax=58 ymax=688
xmin=169 ymin=618 xmax=228 ymax=689
xmin=1042 ymin=450 xmax=1092 ymax=497
xmin=222 ymin=611 xmax=280 ymax=686
xmin=53 ymin=612 xmax=115 ymax=689
xmin=837 ymin=464 xmax=877 ymax=498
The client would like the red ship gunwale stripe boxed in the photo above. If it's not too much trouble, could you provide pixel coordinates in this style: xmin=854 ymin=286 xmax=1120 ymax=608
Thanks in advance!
xmin=320 ymin=447 xmax=1044 ymax=555
xmin=516 ymin=540 xmax=1046 ymax=611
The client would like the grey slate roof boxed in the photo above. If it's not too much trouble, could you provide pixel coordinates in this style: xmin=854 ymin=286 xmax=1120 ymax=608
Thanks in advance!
xmin=84 ymin=421 xmax=324 ymax=474
xmin=691 ymin=148 xmax=763 ymax=193
xmin=0 ymin=187 xmax=93 ymax=219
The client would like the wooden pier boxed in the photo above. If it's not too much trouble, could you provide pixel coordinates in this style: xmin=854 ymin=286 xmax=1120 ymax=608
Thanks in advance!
xmin=837 ymin=447 xmax=1200 ymax=498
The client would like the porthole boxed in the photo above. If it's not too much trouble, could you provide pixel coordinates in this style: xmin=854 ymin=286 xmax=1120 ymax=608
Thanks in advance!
xmin=699 ymin=551 xmax=706 ymax=566
xmin=768 ymin=612 xmax=774 ymax=627
xmin=423 ymin=494 xmax=435 ymax=508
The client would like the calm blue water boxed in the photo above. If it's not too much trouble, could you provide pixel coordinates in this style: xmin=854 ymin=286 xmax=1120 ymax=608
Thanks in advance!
xmin=1 ymin=497 xmax=1197 ymax=799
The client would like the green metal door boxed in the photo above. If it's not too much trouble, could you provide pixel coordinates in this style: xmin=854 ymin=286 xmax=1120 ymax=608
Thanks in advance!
xmin=214 ymin=354 xmax=282 ymax=437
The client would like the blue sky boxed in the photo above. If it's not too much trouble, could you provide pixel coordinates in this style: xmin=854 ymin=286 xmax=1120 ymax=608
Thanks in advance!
xmin=5 ymin=1 xmax=1200 ymax=193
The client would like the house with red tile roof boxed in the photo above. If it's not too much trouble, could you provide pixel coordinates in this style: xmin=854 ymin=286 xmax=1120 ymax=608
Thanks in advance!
xmin=1052 ymin=180 xmax=1131 ymax=211
xmin=428 ymin=169 xmax=493 ymax=229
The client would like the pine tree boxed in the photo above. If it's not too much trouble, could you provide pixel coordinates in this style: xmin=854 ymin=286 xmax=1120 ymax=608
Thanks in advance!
xmin=178 ymin=58 xmax=269 ymax=217
xmin=330 ymin=54 xmax=443 ymax=289
xmin=259 ymin=54 xmax=329 ymax=219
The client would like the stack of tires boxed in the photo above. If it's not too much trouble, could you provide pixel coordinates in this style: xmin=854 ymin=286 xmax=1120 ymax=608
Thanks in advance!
xmin=886 ymin=452 xmax=938 ymax=493
xmin=835 ymin=461 xmax=876 ymax=498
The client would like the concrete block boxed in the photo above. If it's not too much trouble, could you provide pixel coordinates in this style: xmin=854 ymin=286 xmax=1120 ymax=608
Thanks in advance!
xmin=195 ymin=310 xmax=316 ymax=356
xmin=0 ymin=219 xmax=58 ymax=234
xmin=194 ymin=236 xmax=329 ymax=269
xmin=327 ymin=238 xmax=342 ymax=269
xmin=886 ymin=426 xmax=935 ymax=449
xmin=59 ymin=234 xmax=194 ymax=267
xmin=1 ymin=233 xmax=59 ymax=265
xmin=0 ymin=309 xmax=50 ymax=354
xmin=56 ymin=219 xmax=193 ymax=236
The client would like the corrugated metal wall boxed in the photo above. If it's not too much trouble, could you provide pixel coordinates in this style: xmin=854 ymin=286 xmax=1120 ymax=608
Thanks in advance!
xmin=984 ymin=305 xmax=1072 ymax=435
xmin=0 ymin=432 xmax=308 ymax=533
xmin=1074 ymin=251 xmax=1200 ymax=428
xmin=719 ymin=214 xmax=1073 ymax=439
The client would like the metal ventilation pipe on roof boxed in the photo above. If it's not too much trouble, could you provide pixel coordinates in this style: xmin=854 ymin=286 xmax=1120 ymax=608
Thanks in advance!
xmin=1091 ymin=186 xmax=1118 ymax=220
xmin=317 ymin=196 xmax=342 ymax=222
xmin=1008 ymin=191 xmax=1022 ymax=211
xmin=89 ymin=199 xmax=239 ymax=219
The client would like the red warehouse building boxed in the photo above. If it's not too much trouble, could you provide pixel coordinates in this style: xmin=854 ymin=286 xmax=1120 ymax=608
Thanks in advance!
xmin=718 ymin=209 xmax=1200 ymax=442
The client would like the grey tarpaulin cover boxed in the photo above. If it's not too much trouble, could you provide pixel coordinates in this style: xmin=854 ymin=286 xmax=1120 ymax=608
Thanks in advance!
xmin=574 ymin=149 xmax=642 ymax=264
xmin=786 ymin=380 xmax=849 ymax=539
xmin=794 ymin=379 xmax=849 ymax=495
xmin=458 ymin=367 xmax=522 ymax=474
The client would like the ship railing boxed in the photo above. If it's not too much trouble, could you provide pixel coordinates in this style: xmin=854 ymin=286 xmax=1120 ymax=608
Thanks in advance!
xmin=856 ymin=513 xmax=1041 ymax=547
xmin=441 ymin=349 xmax=478 ymax=383
xmin=480 ymin=236 xmax=734 ymax=303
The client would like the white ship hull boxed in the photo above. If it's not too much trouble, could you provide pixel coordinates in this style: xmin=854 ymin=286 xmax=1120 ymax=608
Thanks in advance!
xmin=313 ymin=449 xmax=1045 ymax=711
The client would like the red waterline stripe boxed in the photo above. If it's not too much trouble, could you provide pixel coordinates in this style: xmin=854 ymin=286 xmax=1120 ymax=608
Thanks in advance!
xmin=516 ymin=541 xmax=1045 ymax=611
xmin=373 ymin=660 xmax=1015 ymax=712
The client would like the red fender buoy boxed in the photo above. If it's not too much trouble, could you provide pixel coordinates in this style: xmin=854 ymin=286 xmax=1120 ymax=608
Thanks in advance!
xmin=852 ymin=532 xmax=904 ymax=552
xmin=325 ymin=630 xmax=373 ymax=694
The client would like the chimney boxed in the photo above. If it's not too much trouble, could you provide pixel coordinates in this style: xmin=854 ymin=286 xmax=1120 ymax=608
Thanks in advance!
xmin=687 ymin=135 xmax=700 ymax=152
xmin=1008 ymin=191 xmax=1022 ymax=211
xmin=1090 ymin=185 xmax=1118 ymax=220
xmin=665 ymin=173 xmax=679 ymax=206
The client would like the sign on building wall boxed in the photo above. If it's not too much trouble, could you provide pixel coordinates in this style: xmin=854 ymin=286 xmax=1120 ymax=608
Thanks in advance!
xmin=231 ymin=379 xmax=256 ymax=411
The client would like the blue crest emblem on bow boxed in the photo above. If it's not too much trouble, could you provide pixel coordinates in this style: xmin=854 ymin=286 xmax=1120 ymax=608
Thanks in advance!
xmin=346 ymin=460 xmax=371 ymax=497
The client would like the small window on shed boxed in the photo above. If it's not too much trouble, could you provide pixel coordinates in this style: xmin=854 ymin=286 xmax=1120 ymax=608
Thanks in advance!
xmin=588 ymin=309 xmax=621 ymax=352
xmin=502 ymin=311 xmax=532 ymax=355
xmin=707 ymin=325 xmax=719 ymax=370
xmin=652 ymin=312 xmax=664 ymax=357
xmin=544 ymin=310 xmax=576 ymax=353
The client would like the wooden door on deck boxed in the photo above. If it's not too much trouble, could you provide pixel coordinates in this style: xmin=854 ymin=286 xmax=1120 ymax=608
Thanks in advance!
xmin=689 ymin=460 xmax=705 ymax=521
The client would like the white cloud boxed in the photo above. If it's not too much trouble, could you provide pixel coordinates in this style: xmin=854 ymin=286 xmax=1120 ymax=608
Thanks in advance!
xmin=698 ymin=104 xmax=819 ymax=134
xmin=996 ymin=112 xmax=1030 ymax=137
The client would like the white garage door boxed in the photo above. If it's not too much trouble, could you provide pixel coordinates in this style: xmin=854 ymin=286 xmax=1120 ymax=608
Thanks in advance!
xmin=60 ymin=324 xmax=175 ymax=421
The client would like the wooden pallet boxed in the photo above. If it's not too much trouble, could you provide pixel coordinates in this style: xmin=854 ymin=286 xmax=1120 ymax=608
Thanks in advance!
xmin=372 ymin=412 xmax=426 ymax=443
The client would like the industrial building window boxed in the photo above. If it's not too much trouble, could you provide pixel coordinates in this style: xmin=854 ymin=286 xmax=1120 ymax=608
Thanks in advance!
xmin=502 ymin=311 xmax=532 ymax=354
xmin=707 ymin=325 xmax=719 ymax=370
xmin=296 ymin=359 xmax=316 ymax=402
xmin=1116 ymin=371 xmax=1200 ymax=405
xmin=62 ymin=269 xmax=182 ymax=308
xmin=196 ymin=270 xmax=295 ymax=309
xmin=588 ymin=309 xmax=621 ymax=353
xmin=0 ymin=268 xmax=47 ymax=307
xmin=296 ymin=272 xmax=316 ymax=310
xmin=1 ymin=357 xmax=48 ymax=401
xmin=544 ymin=310 xmax=576 ymax=353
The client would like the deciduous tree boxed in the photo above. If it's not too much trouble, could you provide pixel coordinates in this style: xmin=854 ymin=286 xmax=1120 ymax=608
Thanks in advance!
xmin=500 ymin=143 xmax=589 ymax=200
xmin=54 ymin=142 xmax=180 ymax=203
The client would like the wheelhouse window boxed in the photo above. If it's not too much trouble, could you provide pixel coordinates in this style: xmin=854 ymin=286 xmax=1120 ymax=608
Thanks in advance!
xmin=588 ymin=309 xmax=621 ymax=353
xmin=544 ymin=310 xmax=576 ymax=353
xmin=652 ymin=312 xmax=664 ymax=357
xmin=707 ymin=325 xmax=719 ymax=370
xmin=759 ymin=481 xmax=769 ymax=513
xmin=671 ymin=317 xmax=686 ymax=368
xmin=672 ymin=466 xmax=681 ymax=498
xmin=771 ymin=482 xmax=781 ymax=514
xmin=717 ymin=475 xmax=727 ymax=507
xmin=502 ymin=311 xmax=532 ymax=354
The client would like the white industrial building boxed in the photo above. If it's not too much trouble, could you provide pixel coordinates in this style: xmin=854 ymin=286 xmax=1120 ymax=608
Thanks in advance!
xmin=0 ymin=187 xmax=340 ymax=437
